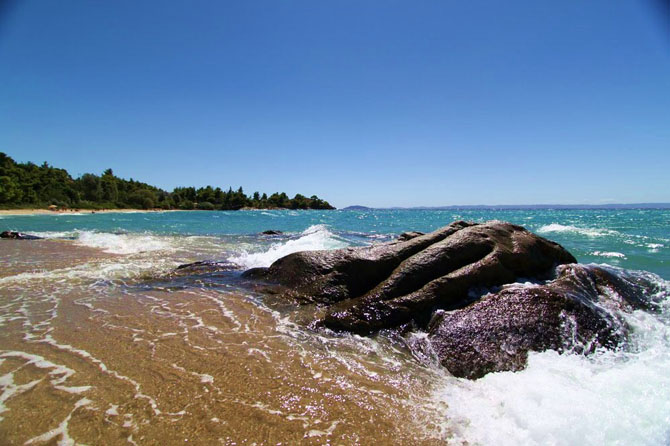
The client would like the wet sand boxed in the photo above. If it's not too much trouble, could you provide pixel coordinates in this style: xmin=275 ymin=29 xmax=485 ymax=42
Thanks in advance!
xmin=0 ymin=240 xmax=450 ymax=445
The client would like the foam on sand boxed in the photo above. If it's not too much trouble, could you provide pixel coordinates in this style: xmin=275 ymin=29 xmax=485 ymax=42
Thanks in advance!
xmin=32 ymin=230 xmax=175 ymax=255
xmin=74 ymin=231 xmax=174 ymax=255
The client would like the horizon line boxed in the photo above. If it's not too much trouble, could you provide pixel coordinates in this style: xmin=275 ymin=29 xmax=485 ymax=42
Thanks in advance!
xmin=341 ymin=203 xmax=670 ymax=210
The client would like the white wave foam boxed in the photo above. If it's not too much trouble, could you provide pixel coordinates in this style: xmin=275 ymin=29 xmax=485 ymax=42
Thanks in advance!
xmin=74 ymin=231 xmax=173 ymax=254
xmin=32 ymin=230 xmax=176 ymax=255
xmin=0 ymin=257 xmax=180 ymax=285
xmin=436 ymin=275 xmax=670 ymax=446
xmin=591 ymin=251 xmax=626 ymax=259
xmin=537 ymin=223 xmax=617 ymax=238
xmin=32 ymin=230 xmax=78 ymax=239
xmin=229 ymin=225 xmax=349 ymax=269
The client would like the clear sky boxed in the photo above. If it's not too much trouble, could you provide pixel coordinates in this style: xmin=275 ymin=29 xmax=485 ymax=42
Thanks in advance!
xmin=1 ymin=1 xmax=669 ymax=208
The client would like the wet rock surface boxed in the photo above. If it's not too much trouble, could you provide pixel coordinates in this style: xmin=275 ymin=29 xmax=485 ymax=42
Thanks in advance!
xmin=245 ymin=221 xmax=576 ymax=333
xmin=174 ymin=260 xmax=240 ymax=274
xmin=1 ymin=231 xmax=42 ymax=240
xmin=261 ymin=230 xmax=283 ymax=236
xmin=425 ymin=263 xmax=655 ymax=379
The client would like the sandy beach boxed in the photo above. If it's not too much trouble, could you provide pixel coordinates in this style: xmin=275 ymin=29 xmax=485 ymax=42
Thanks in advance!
xmin=0 ymin=208 xmax=180 ymax=216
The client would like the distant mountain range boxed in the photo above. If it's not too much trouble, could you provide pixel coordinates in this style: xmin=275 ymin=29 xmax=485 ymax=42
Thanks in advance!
xmin=342 ymin=203 xmax=670 ymax=210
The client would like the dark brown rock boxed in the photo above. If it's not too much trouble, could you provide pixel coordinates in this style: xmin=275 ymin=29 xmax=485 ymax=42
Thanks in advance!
xmin=245 ymin=221 xmax=576 ymax=333
xmin=425 ymin=263 xmax=657 ymax=379
xmin=261 ymin=230 xmax=283 ymax=236
xmin=174 ymin=260 xmax=239 ymax=274
xmin=1 ymin=231 xmax=42 ymax=240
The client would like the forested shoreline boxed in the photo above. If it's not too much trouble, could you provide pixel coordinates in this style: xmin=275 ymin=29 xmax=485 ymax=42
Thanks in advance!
xmin=0 ymin=153 xmax=334 ymax=210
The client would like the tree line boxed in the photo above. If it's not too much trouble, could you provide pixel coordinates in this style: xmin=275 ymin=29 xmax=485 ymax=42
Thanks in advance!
xmin=0 ymin=153 xmax=335 ymax=210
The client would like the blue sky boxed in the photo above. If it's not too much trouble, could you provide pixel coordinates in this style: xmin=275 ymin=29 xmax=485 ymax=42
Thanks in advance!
xmin=1 ymin=1 xmax=669 ymax=208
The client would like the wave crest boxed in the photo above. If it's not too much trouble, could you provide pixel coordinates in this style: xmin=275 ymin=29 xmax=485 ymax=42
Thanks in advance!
xmin=434 ymin=268 xmax=670 ymax=446
xmin=537 ymin=223 xmax=618 ymax=238
xmin=229 ymin=225 xmax=349 ymax=269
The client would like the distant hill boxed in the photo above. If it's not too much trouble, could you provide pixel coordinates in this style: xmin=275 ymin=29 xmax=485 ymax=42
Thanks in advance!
xmin=342 ymin=205 xmax=372 ymax=210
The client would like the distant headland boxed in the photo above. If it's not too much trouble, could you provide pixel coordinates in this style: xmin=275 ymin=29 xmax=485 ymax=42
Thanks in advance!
xmin=0 ymin=153 xmax=334 ymax=211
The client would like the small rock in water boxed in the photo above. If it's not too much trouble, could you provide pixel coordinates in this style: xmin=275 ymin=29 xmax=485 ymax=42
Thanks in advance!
xmin=0 ymin=231 xmax=42 ymax=240
xmin=261 ymin=230 xmax=283 ymax=235
xmin=397 ymin=231 xmax=425 ymax=241
xmin=174 ymin=260 xmax=240 ymax=274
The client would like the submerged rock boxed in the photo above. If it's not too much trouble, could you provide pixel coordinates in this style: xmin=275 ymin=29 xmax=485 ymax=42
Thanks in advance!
xmin=0 ymin=231 xmax=42 ymax=240
xmin=174 ymin=260 xmax=240 ymax=274
xmin=261 ymin=230 xmax=283 ymax=236
xmin=426 ymin=264 xmax=660 ymax=379
xmin=244 ymin=221 xmax=576 ymax=333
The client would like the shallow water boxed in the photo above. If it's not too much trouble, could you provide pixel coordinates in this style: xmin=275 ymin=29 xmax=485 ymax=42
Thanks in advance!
xmin=1 ymin=210 xmax=669 ymax=445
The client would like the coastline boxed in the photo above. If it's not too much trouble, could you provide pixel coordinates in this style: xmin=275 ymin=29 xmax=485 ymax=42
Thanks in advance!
xmin=0 ymin=208 xmax=182 ymax=216
xmin=0 ymin=207 xmax=336 ymax=216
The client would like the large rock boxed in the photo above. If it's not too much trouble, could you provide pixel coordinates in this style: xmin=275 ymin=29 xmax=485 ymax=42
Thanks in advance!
xmin=244 ymin=221 xmax=576 ymax=333
xmin=426 ymin=264 xmax=662 ymax=379
xmin=239 ymin=220 xmax=668 ymax=379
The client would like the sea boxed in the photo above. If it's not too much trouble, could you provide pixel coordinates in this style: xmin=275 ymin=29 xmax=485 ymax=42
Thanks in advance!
xmin=0 ymin=208 xmax=668 ymax=445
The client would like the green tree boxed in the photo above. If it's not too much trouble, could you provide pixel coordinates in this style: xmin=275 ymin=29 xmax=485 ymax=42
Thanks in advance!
xmin=79 ymin=173 xmax=102 ymax=202
xmin=0 ymin=176 xmax=22 ymax=203
xmin=127 ymin=189 xmax=156 ymax=209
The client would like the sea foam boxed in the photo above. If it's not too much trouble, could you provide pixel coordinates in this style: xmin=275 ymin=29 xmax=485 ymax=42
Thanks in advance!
xmin=537 ymin=223 xmax=618 ymax=238
xmin=591 ymin=251 xmax=626 ymax=259
xmin=74 ymin=231 xmax=173 ymax=255
xmin=32 ymin=230 xmax=175 ymax=255
xmin=435 ymin=272 xmax=670 ymax=446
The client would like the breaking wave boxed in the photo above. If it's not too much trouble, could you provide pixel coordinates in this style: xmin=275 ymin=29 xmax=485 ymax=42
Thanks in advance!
xmin=537 ymin=223 xmax=618 ymax=238
xmin=591 ymin=251 xmax=626 ymax=259
xmin=229 ymin=225 xmax=350 ymax=269
xmin=34 ymin=230 xmax=175 ymax=255
xmin=74 ymin=231 xmax=172 ymax=255
xmin=435 ymin=269 xmax=670 ymax=446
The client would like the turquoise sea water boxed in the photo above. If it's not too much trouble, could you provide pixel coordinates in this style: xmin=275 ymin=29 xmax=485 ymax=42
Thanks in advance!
xmin=2 ymin=209 xmax=670 ymax=445
xmin=2 ymin=208 xmax=668 ymax=278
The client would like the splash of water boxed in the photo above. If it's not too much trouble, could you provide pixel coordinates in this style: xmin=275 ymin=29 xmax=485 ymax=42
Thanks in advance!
xmin=229 ymin=225 xmax=350 ymax=268
xmin=433 ymin=271 xmax=670 ymax=446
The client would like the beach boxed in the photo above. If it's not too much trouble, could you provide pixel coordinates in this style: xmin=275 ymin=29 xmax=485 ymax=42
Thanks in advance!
xmin=1 ymin=209 xmax=669 ymax=445
xmin=0 ymin=209 xmax=180 ymax=216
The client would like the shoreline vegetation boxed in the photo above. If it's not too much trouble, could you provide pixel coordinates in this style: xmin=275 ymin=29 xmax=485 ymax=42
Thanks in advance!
xmin=0 ymin=208 xmax=180 ymax=216
xmin=0 ymin=152 xmax=334 ymax=211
